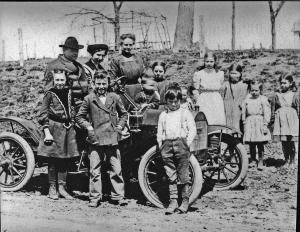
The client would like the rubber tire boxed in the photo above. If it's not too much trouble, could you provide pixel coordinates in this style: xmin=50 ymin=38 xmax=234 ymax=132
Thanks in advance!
xmin=211 ymin=140 xmax=248 ymax=191
xmin=138 ymin=145 xmax=203 ymax=208
xmin=0 ymin=132 xmax=35 ymax=191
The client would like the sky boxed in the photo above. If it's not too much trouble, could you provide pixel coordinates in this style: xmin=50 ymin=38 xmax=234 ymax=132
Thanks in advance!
xmin=0 ymin=1 xmax=300 ymax=61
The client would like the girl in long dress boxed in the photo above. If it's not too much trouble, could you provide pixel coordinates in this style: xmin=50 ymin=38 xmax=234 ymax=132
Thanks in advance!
xmin=270 ymin=73 xmax=299 ymax=167
xmin=223 ymin=63 xmax=249 ymax=132
xmin=192 ymin=52 xmax=226 ymax=125
xmin=242 ymin=82 xmax=271 ymax=170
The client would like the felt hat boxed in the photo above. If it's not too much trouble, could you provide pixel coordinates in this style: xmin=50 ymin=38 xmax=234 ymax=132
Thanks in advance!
xmin=59 ymin=37 xmax=84 ymax=50
xmin=87 ymin=44 xmax=109 ymax=55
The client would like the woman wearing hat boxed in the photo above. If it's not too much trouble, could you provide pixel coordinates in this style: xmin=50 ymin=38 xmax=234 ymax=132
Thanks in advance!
xmin=83 ymin=44 xmax=109 ymax=89
xmin=109 ymin=33 xmax=144 ymax=86
xmin=43 ymin=36 xmax=88 ymax=112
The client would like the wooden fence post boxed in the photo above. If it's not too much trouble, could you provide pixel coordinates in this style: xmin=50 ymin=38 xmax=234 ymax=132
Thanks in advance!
xmin=18 ymin=28 xmax=24 ymax=67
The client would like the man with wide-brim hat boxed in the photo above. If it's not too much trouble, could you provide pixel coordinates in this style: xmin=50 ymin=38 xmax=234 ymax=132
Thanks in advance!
xmin=83 ymin=44 xmax=109 ymax=90
xmin=43 ymin=36 xmax=88 ymax=111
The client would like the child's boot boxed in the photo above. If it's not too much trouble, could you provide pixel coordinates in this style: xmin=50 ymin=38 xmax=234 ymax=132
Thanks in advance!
xmin=165 ymin=183 xmax=178 ymax=215
xmin=48 ymin=184 xmax=58 ymax=200
xmin=177 ymin=184 xmax=189 ymax=214
xmin=257 ymin=154 xmax=264 ymax=171
xmin=165 ymin=198 xmax=178 ymax=215
xmin=58 ymin=184 xmax=74 ymax=200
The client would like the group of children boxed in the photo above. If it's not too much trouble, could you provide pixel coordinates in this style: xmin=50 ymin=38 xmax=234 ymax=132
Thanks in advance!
xmin=37 ymin=51 xmax=299 ymax=215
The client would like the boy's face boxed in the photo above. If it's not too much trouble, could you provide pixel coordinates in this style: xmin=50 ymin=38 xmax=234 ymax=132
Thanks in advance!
xmin=92 ymin=50 xmax=106 ymax=64
xmin=250 ymin=85 xmax=260 ymax=98
xmin=53 ymin=72 xmax=66 ymax=89
xmin=166 ymin=98 xmax=180 ymax=111
xmin=94 ymin=78 xmax=108 ymax=95
xmin=181 ymin=89 xmax=188 ymax=101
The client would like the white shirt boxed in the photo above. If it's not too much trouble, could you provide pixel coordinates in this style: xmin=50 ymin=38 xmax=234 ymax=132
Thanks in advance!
xmin=156 ymin=108 xmax=197 ymax=147
xmin=99 ymin=95 xmax=106 ymax=105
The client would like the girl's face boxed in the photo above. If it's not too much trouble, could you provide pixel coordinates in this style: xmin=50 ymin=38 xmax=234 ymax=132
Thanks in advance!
xmin=250 ymin=85 xmax=260 ymax=98
xmin=92 ymin=50 xmax=106 ymax=64
xmin=53 ymin=72 xmax=66 ymax=89
xmin=166 ymin=98 xmax=180 ymax=111
xmin=204 ymin=57 xmax=215 ymax=69
xmin=280 ymin=79 xmax=291 ymax=92
xmin=121 ymin=38 xmax=134 ymax=54
xmin=153 ymin=65 xmax=165 ymax=80
xmin=229 ymin=70 xmax=241 ymax=83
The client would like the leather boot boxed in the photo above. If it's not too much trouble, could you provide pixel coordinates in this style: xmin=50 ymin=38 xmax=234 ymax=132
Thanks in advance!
xmin=58 ymin=184 xmax=74 ymax=200
xmin=177 ymin=198 xmax=189 ymax=214
xmin=257 ymin=158 xmax=264 ymax=171
xmin=48 ymin=184 xmax=58 ymax=200
xmin=165 ymin=198 xmax=178 ymax=215
xmin=177 ymin=184 xmax=189 ymax=213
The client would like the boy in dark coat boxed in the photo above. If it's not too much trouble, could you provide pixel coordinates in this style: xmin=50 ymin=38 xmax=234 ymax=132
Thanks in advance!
xmin=75 ymin=70 xmax=128 ymax=207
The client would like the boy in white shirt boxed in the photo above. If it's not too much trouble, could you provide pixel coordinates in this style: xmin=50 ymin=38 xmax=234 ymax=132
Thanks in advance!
xmin=157 ymin=83 xmax=197 ymax=214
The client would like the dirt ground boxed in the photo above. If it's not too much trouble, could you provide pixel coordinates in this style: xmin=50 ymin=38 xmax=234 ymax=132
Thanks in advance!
xmin=0 ymin=50 xmax=299 ymax=232
xmin=0 ymin=143 xmax=298 ymax=232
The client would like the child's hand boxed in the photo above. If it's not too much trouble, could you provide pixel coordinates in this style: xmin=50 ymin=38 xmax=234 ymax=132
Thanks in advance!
xmin=44 ymin=134 xmax=54 ymax=146
xmin=141 ymin=103 xmax=150 ymax=110
xmin=87 ymin=128 xmax=99 ymax=145
xmin=263 ymin=125 xmax=269 ymax=135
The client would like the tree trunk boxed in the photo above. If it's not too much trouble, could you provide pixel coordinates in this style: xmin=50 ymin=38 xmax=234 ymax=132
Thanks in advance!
xmin=199 ymin=15 xmax=205 ymax=58
xmin=173 ymin=2 xmax=195 ymax=52
xmin=114 ymin=8 xmax=120 ymax=51
xmin=231 ymin=1 xmax=236 ymax=51
xmin=271 ymin=16 xmax=276 ymax=50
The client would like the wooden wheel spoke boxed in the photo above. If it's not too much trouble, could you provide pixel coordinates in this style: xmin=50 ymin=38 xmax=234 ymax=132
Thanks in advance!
xmin=146 ymin=171 xmax=157 ymax=175
xmin=225 ymin=162 xmax=239 ymax=166
xmin=224 ymin=166 xmax=237 ymax=175
xmin=4 ymin=171 xmax=8 ymax=184
xmin=222 ymin=169 xmax=230 ymax=183
xmin=148 ymin=180 xmax=158 ymax=185
xmin=12 ymin=166 xmax=23 ymax=177
xmin=221 ymin=147 xmax=229 ymax=157
xmin=12 ymin=163 xmax=26 ymax=169
xmin=13 ymin=154 xmax=26 ymax=162
xmin=10 ymin=146 xmax=21 ymax=158
xmin=9 ymin=167 xmax=15 ymax=183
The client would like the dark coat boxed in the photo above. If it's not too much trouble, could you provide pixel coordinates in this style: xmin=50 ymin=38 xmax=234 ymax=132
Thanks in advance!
xmin=44 ymin=54 xmax=88 ymax=111
xmin=109 ymin=53 xmax=144 ymax=85
xmin=75 ymin=91 xmax=128 ymax=146
xmin=37 ymin=89 xmax=79 ymax=158
xmin=83 ymin=59 xmax=106 ymax=82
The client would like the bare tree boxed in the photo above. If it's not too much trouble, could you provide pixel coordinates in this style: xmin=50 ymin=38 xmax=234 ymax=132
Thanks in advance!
xmin=231 ymin=1 xmax=236 ymax=51
xmin=65 ymin=1 xmax=123 ymax=50
xmin=173 ymin=2 xmax=195 ymax=52
xmin=268 ymin=1 xmax=285 ymax=50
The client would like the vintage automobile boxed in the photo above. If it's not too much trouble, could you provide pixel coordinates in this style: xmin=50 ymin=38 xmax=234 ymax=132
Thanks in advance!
xmin=0 ymin=77 xmax=248 ymax=209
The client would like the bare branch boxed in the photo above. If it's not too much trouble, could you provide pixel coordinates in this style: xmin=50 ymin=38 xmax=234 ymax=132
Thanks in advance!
xmin=65 ymin=8 xmax=115 ymax=23
xmin=268 ymin=1 xmax=274 ymax=16
xmin=118 ymin=1 xmax=124 ymax=11
xmin=274 ymin=1 xmax=285 ymax=18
